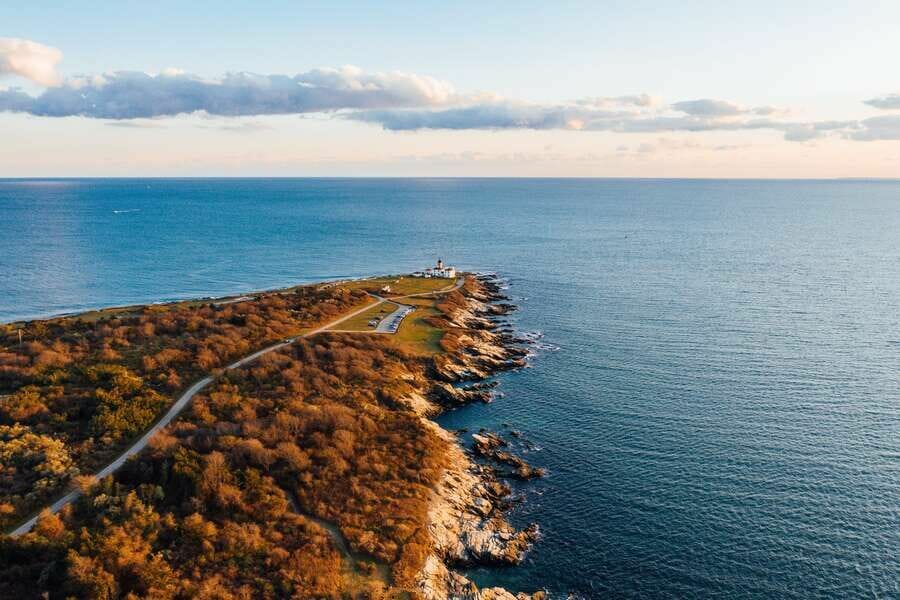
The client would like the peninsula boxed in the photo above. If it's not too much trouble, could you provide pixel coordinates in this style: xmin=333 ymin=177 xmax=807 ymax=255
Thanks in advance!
xmin=0 ymin=270 xmax=544 ymax=599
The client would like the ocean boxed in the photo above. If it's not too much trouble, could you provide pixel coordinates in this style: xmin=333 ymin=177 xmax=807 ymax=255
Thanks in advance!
xmin=1 ymin=178 xmax=898 ymax=598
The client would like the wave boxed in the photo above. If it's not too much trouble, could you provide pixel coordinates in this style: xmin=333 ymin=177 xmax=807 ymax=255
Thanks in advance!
xmin=533 ymin=342 xmax=560 ymax=352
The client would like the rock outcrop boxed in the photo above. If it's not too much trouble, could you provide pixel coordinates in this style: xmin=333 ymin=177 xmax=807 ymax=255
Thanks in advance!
xmin=418 ymin=423 xmax=541 ymax=599
xmin=415 ymin=273 xmax=546 ymax=600
xmin=432 ymin=329 xmax=528 ymax=382
xmin=472 ymin=431 xmax=546 ymax=481
xmin=418 ymin=554 xmax=546 ymax=600
xmin=431 ymin=381 xmax=498 ymax=408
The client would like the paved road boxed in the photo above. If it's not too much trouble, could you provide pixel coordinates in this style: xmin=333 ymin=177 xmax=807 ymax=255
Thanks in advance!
xmin=7 ymin=297 xmax=386 ymax=538
xmin=8 ymin=277 xmax=464 ymax=537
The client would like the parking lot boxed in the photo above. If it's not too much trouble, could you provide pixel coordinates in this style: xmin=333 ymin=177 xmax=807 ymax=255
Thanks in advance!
xmin=375 ymin=303 xmax=414 ymax=333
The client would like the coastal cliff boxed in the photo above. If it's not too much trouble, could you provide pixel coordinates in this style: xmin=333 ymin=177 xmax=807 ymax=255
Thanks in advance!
xmin=409 ymin=275 xmax=546 ymax=600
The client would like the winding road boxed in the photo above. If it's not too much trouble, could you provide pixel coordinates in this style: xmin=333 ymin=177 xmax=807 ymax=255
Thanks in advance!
xmin=8 ymin=276 xmax=464 ymax=537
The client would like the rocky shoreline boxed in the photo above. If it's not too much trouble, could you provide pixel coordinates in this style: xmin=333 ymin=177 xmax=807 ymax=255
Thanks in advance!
xmin=410 ymin=274 xmax=547 ymax=600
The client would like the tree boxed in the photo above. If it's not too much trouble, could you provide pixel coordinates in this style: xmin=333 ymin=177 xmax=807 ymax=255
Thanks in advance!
xmin=33 ymin=509 xmax=65 ymax=540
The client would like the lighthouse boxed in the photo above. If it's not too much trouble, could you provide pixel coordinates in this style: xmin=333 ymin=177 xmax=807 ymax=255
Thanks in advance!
xmin=415 ymin=258 xmax=456 ymax=278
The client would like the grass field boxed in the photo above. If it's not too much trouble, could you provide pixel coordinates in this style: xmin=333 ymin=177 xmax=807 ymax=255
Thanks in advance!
xmin=338 ymin=275 xmax=456 ymax=297
xmin=321 ymin=281 xmax=450 ymax=354
xmin=332 ymin=301 xmax=396 ymax=331
xmin=392 ymin=305 xmax=444 ymax=355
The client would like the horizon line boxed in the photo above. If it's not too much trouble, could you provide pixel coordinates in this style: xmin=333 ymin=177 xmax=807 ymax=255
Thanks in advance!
xmin=1 ymin=176 xmax=899 ymax=182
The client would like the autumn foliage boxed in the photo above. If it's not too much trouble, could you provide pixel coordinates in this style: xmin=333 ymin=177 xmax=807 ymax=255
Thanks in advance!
xmin=0 ymin=276 xmax=481 ymax=598
xmin=0 ymin=286 xmax=368 ymax=528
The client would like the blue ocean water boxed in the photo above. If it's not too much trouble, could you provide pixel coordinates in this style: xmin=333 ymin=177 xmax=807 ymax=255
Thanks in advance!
xmin=1 ymin=178 xmax=898 ymax=598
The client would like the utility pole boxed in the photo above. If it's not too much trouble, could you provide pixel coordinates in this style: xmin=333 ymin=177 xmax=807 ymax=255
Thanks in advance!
xmin=18 ymin=329 xmax=22 ymax=345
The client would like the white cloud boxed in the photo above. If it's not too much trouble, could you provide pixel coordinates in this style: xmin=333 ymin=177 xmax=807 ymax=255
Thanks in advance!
xmin=104 ymin=120 xmax=166 ymax=129
xmin=347 ymin=102 xmax=856 ymax=143
xmin=783 ymin=125 xmax=823 ymax=142
xmin=752 ymin=105 xmax=788 ymax=116
xmin=576 ymin=94 xmax=659 ymax=108
xmin=848 ymin=115 xmax=900 ymax=141
xmin=863 ymin=94 xmax=900 ymax=110
xmin=671 ymin=98 xmax=744 ymax=117
xmin=0 ymin=38 xmax=62 ymax=86
xmin=347 ymin=102 xmax=633 ymax=131
xmin=0 ymin=43 xmax=893 ymax=146
xmin=0 ymin=66 xmax=459 ymax=119
xmin=670 ymin=99 xmax=789 ymax=119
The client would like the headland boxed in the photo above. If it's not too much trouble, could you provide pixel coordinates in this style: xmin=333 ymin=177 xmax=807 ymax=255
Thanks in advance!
xmin=0 ymin=269 xmax=545 ymax=599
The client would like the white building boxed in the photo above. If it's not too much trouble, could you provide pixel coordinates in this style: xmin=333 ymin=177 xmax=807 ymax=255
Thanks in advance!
xmin=418 ymin=258 xmax=456 ymax=278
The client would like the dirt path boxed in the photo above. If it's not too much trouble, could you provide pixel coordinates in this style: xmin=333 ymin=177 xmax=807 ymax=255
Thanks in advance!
xmin=283 ymin=489 xmax=392 ymax=586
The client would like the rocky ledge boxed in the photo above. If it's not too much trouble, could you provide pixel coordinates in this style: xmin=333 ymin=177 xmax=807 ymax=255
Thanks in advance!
xmin=417 ymin=424 xmax=543 ymax=600
xmin=431 ymin=381 xmax=498 ymax=408
xmin=472 ymin=431 xmax=546 ymax=481
xmin=429 ymin=279 xmax=529 ymax=384
xmin=415 ymin=274 xmax=546 ymax=600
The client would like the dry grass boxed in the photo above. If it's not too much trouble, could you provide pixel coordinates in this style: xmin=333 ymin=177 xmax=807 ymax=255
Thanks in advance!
xmin=338 ymin=276 xmax=456 ymax=297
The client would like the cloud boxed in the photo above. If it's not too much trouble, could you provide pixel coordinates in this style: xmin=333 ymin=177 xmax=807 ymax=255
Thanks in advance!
xmin=847 ymin=115 xmax=900 ymax=141
xmin=751 ymin=105 xmax=788 ymax=116
xmin=782 ymin=126 xmax=824 ymax=142
xmin=0 ymin=46 xmax=890 ymax=146
xmin=616 ymin=137 xmax=747 ymax=155
xmin=670 ymin=98 xmax=787 ymax=118
xmin=0 ymin=66 xmax=459 ymax=119
xmin=348 ymin=102 xmax=631 ymax=131
xmin=576 ymin=94 xmax=658 ymax=108
xmin=863 ymin=94 xmax=900 ymax=110
xmin=197 ymin=120 xmax=273 ymax=133
xmin=104 ymin=120 xmax=166 ymax=129
xmin=778 ymin=120 xmax=856 ymax=142
xmin=349 ymin=104 xmax=731 ymax=132
xmin=346 ymin=102 xmax=853 ymax=142
xmin=0 ymin=38 xmax=62 ymax=86
xmin=671 ymin=98 xmax=744 ymax=117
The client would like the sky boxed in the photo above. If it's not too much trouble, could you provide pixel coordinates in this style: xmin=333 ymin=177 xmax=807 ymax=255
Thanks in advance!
xmin=2 ymin=1 xmax=900 ymax=177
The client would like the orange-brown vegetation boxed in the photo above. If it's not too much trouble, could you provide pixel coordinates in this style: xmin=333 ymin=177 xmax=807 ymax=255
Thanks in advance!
xmin=0 ymin=333 xmax=446 ymax=598
xmin=0 ymin=276 xmax=513 ymax=599
xmin=0 ymin=286 xmax=368 ymax=528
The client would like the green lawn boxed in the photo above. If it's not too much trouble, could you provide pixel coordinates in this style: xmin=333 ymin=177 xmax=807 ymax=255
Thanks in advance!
xmin=330 ymin=301 xmax=396 ymax=332
xmin=392 ymin=306 xmax=444 ymax=355
xmin=338 ymin=275 xmax=456 ymax=297
xmin=323 ymin=296 xmax=445 ymax=355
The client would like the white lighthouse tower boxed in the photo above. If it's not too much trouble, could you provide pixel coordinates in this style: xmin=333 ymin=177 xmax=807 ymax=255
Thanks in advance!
xmin=417 ymin=258 xmax=456 ymax=278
